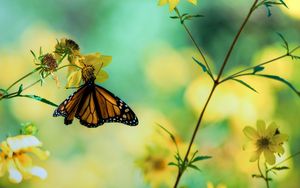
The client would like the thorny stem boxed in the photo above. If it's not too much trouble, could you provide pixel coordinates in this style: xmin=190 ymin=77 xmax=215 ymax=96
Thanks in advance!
xmin=173 ymin=1 xmax=259 ymax=187
xmin=174 ymin=8 xmax=214 ymax=81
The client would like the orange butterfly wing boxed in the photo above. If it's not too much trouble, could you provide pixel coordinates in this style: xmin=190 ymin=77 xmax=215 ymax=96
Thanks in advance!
xmin=53 ymin=82 xmax=138 ymax=128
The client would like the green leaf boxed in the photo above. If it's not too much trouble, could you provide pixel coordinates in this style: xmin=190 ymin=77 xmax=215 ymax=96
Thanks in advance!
xmin=279 ymin=0 xmax=288 ymax=8
xmin=232 ymin=79 xmax=258 ymax=93
xmin=264 ymin=2 xmax=272 ymax=17
xmin=187 ymin=164 xmax=201 ymax=172
xmin=273 ymin=166 xmax=289 ymax=171
xmin=156 ymin=123 xmax=177 ymax=145
xmin=0 ymin=88 xmax=8 ymax=95
xmin=252 ymin=174 xmax=263 ymax=179
xmin=170 ymin=16 xmax=179 ymax=19
xmin=255 ymin=74 xmax=300 ymax=96
xmin=19 ymin=94 xmax=58 ymax=107
xmin=277 ymin=32 xmax=289 ymax=52
xmin=17 ymin=84 xmax=23 ymax=95
xmin=192 ymin=57 xmax=207 ymax=72
xmin=191 ymin=155 xmax=212 ymax=163
xmin=253 ymin=66 xmax=265 ymax=74
xmin=168 ymin=162 xmax=178 ymax=167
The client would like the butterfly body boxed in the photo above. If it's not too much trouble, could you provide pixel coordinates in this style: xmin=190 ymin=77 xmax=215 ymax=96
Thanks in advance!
xmin=53 ymin=79 xmax=138 ymax=128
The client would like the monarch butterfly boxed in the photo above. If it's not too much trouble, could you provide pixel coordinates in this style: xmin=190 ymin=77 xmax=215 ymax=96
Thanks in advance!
xmin=53 ymin=64 xmax=138 ymax=128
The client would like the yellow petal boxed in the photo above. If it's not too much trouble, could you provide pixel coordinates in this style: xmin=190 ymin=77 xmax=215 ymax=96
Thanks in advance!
xmin=158 ymin=0 xmax=168 ymax=6
xmin=243 ymin=126 xmax=259 ymax=140
xmin=169 ymin=0 xmax=180 ymax=11
xmin=0 ymin=157 xmax=6 ymax=177
xmin=188 ymin=0 xmax=197 ymax=5
xmin=66 ymin=70 xmax=82 ymax=88
xmin=100 ymin=55 xmax=112 ymax=68
xmin=207 ymin=182 xmax=214 ymax=188
xmin=95 ymin=70 xmax=109 ymax=83
xmin=273 ymin=134 xmax=288 ymax=143
xmin=256 ymin=120 xmax=266 ymax=137
xmin=264 ymin=150 xmax=276 ymax=165
xmin=14 ymin=156 xmax=32 ymax=179
xmin=28 ymin=147 xmax=50 ymax=160
xmin=28 ymin=166 xmax=47 ymax=180
xmin=7 ymin=159 xmax=22 ymax=183
xmin=7 ymin=135 xmax=42 ymax=152
xmin=250 ymin=150 xmax=262 ymax=162
xmin=265 ymin=122 xmax=278 ymax=137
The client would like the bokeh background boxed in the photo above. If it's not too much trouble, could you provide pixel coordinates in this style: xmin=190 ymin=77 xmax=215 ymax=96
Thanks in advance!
xmin=0 ymin=0 xmax=299 ymax=187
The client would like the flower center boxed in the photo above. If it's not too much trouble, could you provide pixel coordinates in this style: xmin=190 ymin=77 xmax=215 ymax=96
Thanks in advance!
xmin=256 ymin=137 xmax=270 ymax=149
xmin=82 ymin=65 xmax=96 ymax=82
xmin=152 ymin=158 xmax=166 ymax=171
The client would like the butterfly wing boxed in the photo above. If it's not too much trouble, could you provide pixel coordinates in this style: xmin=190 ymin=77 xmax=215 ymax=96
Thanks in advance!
xmin=92 ymin=85 xmax=138 ymax=126
xmin=53 ymin=85 xmax=88 ymax=125
xmin=54 ymin=83 xmax=138 ymax=128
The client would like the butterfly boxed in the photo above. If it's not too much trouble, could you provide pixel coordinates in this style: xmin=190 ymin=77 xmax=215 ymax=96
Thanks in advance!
xmin=53 ymin=65 xmax=138 ymax=128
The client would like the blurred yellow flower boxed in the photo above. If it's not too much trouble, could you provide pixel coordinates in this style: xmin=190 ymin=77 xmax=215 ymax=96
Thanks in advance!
xmin=207 ymin=181 xmax=227 ymax=188
xmin=158 ymin=0 xmax=197 ymax=11
xmin=66 ymin=52 xmax=112 ymax=87
xmin=0 ymin=135 xmax=49 ymax=183
xmin=243 ymin=120 xmax=288 ymax=165
xmin=137 ymin=145 xmax=174 ymax=188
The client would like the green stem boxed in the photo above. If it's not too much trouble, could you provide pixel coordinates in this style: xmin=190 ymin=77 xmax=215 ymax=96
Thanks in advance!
xmin=216 ymin=0 xmax=258 ymax=82
xmin=173 ymin=1 xmax=259 ymax=187
xmin=174 ymin=7 xmax=214 ymax=81
xmin=265 ymin=163 xmax=270 ymax=188
xmin=220 ymin=45 xmax=300 ymax=84
xmin=6 ymin=67 xmax=41 ymax=92
xmin=1 ymin=64 xmax=80 ymax=101
xmin=267 ymin=151 xmax=300 ymax=172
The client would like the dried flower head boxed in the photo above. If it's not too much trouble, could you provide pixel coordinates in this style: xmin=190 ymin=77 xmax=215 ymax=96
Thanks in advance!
xmin=41 ymin=53 xmax=57 ymax=72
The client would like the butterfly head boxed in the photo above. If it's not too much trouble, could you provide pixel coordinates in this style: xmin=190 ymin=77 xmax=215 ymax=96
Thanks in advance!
xmin=82 ymin=64 xmax=96 ymax=82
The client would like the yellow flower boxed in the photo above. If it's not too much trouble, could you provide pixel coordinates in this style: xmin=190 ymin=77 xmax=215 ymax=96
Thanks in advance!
xmin=66 ymin=52 xmax=112 ymax=87
xmin=158 ymin=0 xmax=197 ymax=11
xmin=207 ymin=181 xmax=227 ymax=188
xmin=0 ymin=135 xmax=49 ymax=183
xmin=243 ymin=120 xmax=288 ymax=165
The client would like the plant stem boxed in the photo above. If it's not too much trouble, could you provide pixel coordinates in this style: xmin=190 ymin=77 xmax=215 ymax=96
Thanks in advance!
xmin=6 ymin=67 xmax=41 ymax=92
xmin=174 ymin=8 xmax=214 ymax=80
xmin=173 ymin=1 xmax=258 ymax=187
xmin=216 ymin=0 xmax=258 ymax=82
xmin=265 ymin=163 xmax=270 ymax=188
xmin=173 ymin=83 xmax=217 ymax=188
xmin=219 ymin=45 xmax=300 ymax=84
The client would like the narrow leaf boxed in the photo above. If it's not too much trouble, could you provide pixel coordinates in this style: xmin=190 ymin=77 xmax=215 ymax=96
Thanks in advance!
xmin=168 ymin=162 xmax=179 ymax=167
xmin=170 ymin=16 xmax=179 ymax=19
xmin=232 ymin=79 xmax=258 ymax=93
xmin=279 ymin=0 xmax=288 ymax=8
xmin=277 ymin=32 xmax=289 ymax=51
xmin=0 ymin=88 xmax=8 ymax=95
xmin=156 ymin=123 xmax=176 ymax=145
xmin=255 ymin=74 xmax=300 ymax=96
xmin=188 ymin=164 xmax=201 ymax=172
xmin=192 ymin=57 xmax=207 ymax=72
xmin=273 ymin=166 xmax=289 ymax=171
xmin=253 ymin=66 xmax=265 ymax=74
xmin=19 ymin=95 xmax=58 ymax=107
xmin=191 ymin=155 xmax=212 ymax=163
xmin=264 ymin=3 xmax=272 ymax=17
xmin=252 ymin=174 xmax=263 ymax=179
xmin=17 ymin=84 xmax=23 ymax=95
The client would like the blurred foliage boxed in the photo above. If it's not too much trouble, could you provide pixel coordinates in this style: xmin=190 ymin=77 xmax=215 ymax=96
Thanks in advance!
xmin=0 ymin=0 xmax=299 ymax=187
